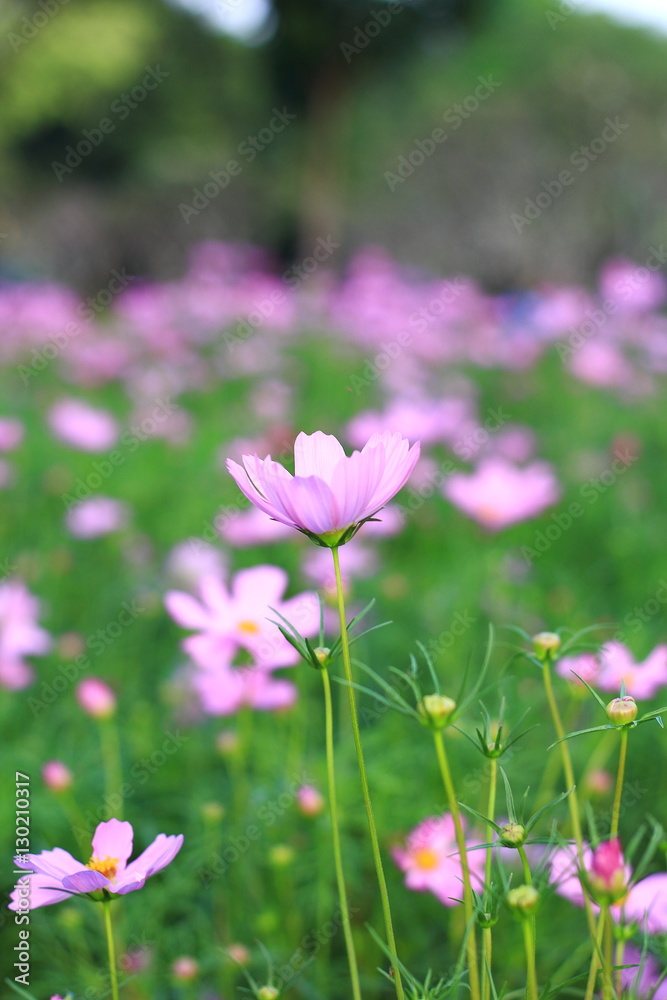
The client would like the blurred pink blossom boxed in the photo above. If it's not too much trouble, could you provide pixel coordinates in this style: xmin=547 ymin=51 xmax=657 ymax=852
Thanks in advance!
xmin=165 ymin=566 xmax=319 ymax=669
xmin=392 ymin=813 xmax=484 ymax=907
xmin=42 ymin=760 xmax=73 ymax=792
xmin=0 ymin=579 xmax=52 ymax=690
xmin=620 ymin=946 xmax=667 ymax=999
xmin=442 ymin=458 xmax=560 ymax=531
xmin=599 ymin=257 xmax=667 ymax=315
xmin=66 ymin=497 xmax=129 ymax=538
xmin=48 ymin=398 xmax=119 ymax=451
xmin=165 ymin=539 xmax=227 ymax=587
xmin=597 ymin=641 xmax=667 ymax=699
xmin=0 ymin=417 xmax=24 ymax=451
xmin=76 ymin=677 xmax=117 ymax=718
xmin=192 ymin=662 xmax=297 ymax=716
xmin=297 ymin=784 xmax=325 ymax=816
xmin=556 ymin=652 xmax=601 ymax=687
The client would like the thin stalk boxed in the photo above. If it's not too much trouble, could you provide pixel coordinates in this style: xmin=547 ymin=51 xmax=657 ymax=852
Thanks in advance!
xmin=542 ymin=658 xmax=596 ymax=938
xmin=521 ymin=917 xmax=538 ymax=1000
xmin=331 ymin=546 xmax=404 ymax=1000
xmin=433 ymin=729 xmax=481 ymax=1000
xmin=482 ymin=758 xmax=498 ymax=1000
xmin=102 ymin=897 xmax=120 ymax=1000
xmin=584 ymin=908 xmax=606 ymax=1000
xmin=611 ymin=729 xmax=628 ymax=840
xmin=603 ymin=909 xmax=613 ymax=1000
xmin=614 ymin=929 xmax=625 ymax=999
xmin=321 ymin=666 xmax=363 ymax=1000
xmin=518 ymin=847 xmax=532 ymax=887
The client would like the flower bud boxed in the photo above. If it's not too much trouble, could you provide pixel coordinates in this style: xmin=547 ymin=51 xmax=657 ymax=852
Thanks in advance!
xmin=532 ymin=632 xmax=561 ymax=661
xmin=583 ymin=768 xmax=613 ymax=797
xmin=418 ymin=693 xmax=457 ymax=729
xmin=297 ymin=784 xmax=325 ymax=817
xmin=313 ymin=646 xmax=331 ymax=667
xmin=499 ymin=822 xmax=526 ymax=848
xmin=42 ymin=760 xmax=73 ymax=792
xmin=227 ymin=942 xmax=251 ymax=966
xmin=171 ymin=956 xmax=199 ymax=981
xmin=269 ymin=844 xmax=295 ymax=867
xmin=507 ymin=884 xmax=539 ymax=915
xmin=257 ymin=987 xmax=280 ymax=1000
xmin=76 ymin=677 xmax=116 ymax=719
xmin=606 ymin=696 xmax=637 ymax=725
xmin=588 ymin=839 xmax=628 ymax=903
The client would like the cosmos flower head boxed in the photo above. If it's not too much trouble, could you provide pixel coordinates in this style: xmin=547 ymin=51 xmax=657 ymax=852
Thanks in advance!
xmin=226 ymin=430 xmax=420 ymax=546
xmin=10 ymin=818 xmax=183 ymax=910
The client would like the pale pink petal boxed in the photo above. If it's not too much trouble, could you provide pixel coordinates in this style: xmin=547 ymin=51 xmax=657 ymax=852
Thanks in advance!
xmin=232 ymin=565 xmax=288 ymax=606
xmin=91 ymin=819 xmax=133 ymax=873
xmin=293 ymin=431 xmax=346 ymax=478
xmin=62 ymin=869 xmax=112 ymax=894
xmin=14 ymin=847 xmax=83 ymax=880
xmin=9 ymin=871 xmax=75 ymax=911
xmin=625 ymin=873 xmax=667 ymax=934
xmin=120 ymin=833 xmax=184 ymax=888
xmin=164 ymin=591 xmax=213 ymax=630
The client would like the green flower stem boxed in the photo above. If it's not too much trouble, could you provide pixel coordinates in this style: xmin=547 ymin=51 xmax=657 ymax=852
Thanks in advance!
xmin=102 ymin=896 xmax=120 ymax=1000
xmin=482 ymin=758 xmax=497 ymax=1000
xmin=614 ymin=928 xmax=625 ymax=999
xmin=321 ymin=666 xmax=363 ymax=1000
xmin=331 ymin=546 xmax=404 ymax=1000
xmin=611 ymin=728 xmax=628 ymax=840
xmin=433 ymin=730 xmax=481 ymax=1000
xmin=521 ymin=917 xmax=538 ymax=1000
xmin=584 ymin=907 xmax=606 ymax=1000
xmin=99 ymin=718 xmax=123 ymax=819
xmin=603 ymin=909 xmax=613 ymax=1000
xmin=542 ymin=658 xmax=596 ymax=938
xmin=517 ymin=846 xmax=532 ymax=887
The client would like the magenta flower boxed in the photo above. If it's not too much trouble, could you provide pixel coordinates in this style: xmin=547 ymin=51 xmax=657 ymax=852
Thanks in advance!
xmin=597 ymin=641 xmax=667 ymax=699
xmin=392 ymin=814 xmax=484 ymax=907
xmin=442 ymin=457 xmax=560 ymax=531
xmin=550 ymin=841 xmax=667 ymax=932
xmin=226 ymin=430 xmax=420 ymax=545
xmin=10 ymin=818 xmax=183 ymax=910
xmin=165 ymin=565 xmax=319 ymax=669
xmin=65 ymin=497 xmax=129 ymax=539
xmin=555 ymin=652 xmax=601 ymax=688
xmin=76 ymin=677 xmax=117 ymax=718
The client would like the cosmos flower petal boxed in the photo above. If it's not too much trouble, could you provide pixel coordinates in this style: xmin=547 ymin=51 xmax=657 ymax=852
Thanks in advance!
xmin=92 ymin=819 xmax=133 ymax=872
xmin=294 ymin=431 xmax=347 ymax=478
xmin=62 ymin=869 xmax=112 ymax=893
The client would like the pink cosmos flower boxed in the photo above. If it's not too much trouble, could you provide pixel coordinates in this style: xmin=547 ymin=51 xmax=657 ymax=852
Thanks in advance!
xmin=0 ymin=579 xmax=52 ymax=690
xmin=392 ymin=814 xmax=484 ymax=907
xmin=48 ymin=398 xmax=119 ymax=452
xmin=597 ymin=641 xmax=667 ymax=699
xmin=550 ymin=841 xmax=667 ymax=932
xmin=442 ymin=457 xmax=560 ymax=531
xmin=226 ymin=430 xmax=420 ymax=544
xmin=10 ymin=818 xmax=183 ymax=909
xmin=297 ymin=784 xmax=325 ymax=816
xmin=556 ymin=652 xmax=601 ymax=687
xmin=65 ymin=497 xmax=129 ymax=539
xmin=620 ymin=946 xmax=667 ymax=999
xmin=192 ymin=662 xmax=297 ymax=715
xmin=165 ymin=566 xmax=318 ymax=669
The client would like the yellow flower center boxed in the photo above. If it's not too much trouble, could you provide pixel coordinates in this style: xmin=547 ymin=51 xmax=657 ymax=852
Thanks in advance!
xmin=414 ymin=847 xmax=439 ymax=870
xmin=237 ymin=620 xmax=260 ymax=635
xmin=87 ymin=855 xmax=119 ymax=880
